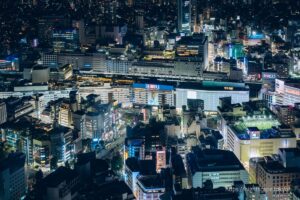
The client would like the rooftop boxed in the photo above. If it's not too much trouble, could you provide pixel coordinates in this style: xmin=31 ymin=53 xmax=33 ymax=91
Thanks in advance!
xmin=259 ymin=158 xmax=300 ymax=174
xmin=229 ymin=115 xmax=295 ymax=140
xmin=187 ymin=148 xmax=245 ymax=174
xmin=137 ymin=175 xmax=164 ymax=189
xmin=177 ymin=81 xmax=249 ymax=91
xmin=82 ymin=180 xmax=133 ymax=199
xmin=43 ymin=167 xmax=78 ymax=187
xmin=176 ymin=33 xmax=207 ymax=46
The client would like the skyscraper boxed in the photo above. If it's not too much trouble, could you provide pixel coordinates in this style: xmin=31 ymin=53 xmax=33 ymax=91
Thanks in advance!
xmin=0 ymin=153 xmax=26 ymax=200
xmin=0 ymin=101 xmax=7 ymax=125
xmin=177 ymin=0 xmax=191 ymax=34
xmin=52 ymin=29 xmax=79 ymax=53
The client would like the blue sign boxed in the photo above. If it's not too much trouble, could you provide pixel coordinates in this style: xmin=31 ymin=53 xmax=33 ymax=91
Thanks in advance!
xmin=133 ymin=83 xmax=174 ymax=91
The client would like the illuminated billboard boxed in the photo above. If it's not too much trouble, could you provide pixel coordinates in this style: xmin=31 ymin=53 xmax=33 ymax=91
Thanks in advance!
xmin=187 ymin=90 xmax=197 ymax=99
xmin=133 ymin=83 xmax=174 ymax=91
xmin=262 ymin=72 xmax=277 ymax=80
xmin=148 ymin=92 xmax=159 ymax=106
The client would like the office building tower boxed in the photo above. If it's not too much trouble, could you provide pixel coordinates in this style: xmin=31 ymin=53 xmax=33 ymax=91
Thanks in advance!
xmin=52 ymin=29 xmax=79 ymax=53
xmin=38 ymin=16 xmax=70 ymax=45
xmin=50 ymin=126 xmax=73 ymax=165
xmin=0 ymin=153 xmax=26 ymax=200
xmin=177 ymin=0 xmax=191 ymax=34
xmin=0 ymin=101 xmax=7 ymax=125
xmin=176 ymin=33 xmax=208 ymax=68
xmin=33 ymin=135 xmax=51 ymax=167
xmin=58 ymin=101 xmax=73 ymax=128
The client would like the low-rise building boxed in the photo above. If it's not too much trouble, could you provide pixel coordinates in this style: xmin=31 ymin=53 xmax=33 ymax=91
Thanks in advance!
xmin=254 ymin=148 xmax=300 ymax=200
xmin=136 ymin=175 xmax=165 ymax=200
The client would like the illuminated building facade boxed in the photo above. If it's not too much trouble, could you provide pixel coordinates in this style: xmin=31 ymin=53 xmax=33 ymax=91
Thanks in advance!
xmin=156 ymin=146 xmax=166 ymax=172
xmin=0 ymin=101 xmax=7 ymax=125
xmin=77 ymin=84 xmax=131 ymax=105
xmin=50 ymin=64 xmax=73 ymax=81
xmin=52 ymin=29 xmax=79 ymax=53
xmin=58 ymin=102 xmax=72 ymax=128
xmin=218 ymin=100 xmax=297 ymax=169
xmin=33 ymin=136 xmax=51 ymax=168
xmin=177 ymin=0 xmax=191 ymax=34
xmin=275 ymin=79 xmax=300 ymax=106
xmin=253 ymin=148 xmax=300 ymax=200
xmin=227 ymin=43 xmax=245 ymax=59
xmin=227 ymin=118 xmax=296 ymax=169
xmin=132 ymin=83 xmax=175 ymax=106
xmin=186 ymin=148 xmax=248 ymax=189
xmin=176 ymin=34 xmax=208 ymax=68
xmin=50 ymin=126 xmax=74 ymax=165
xmin=125 ymin=138 xmax=145 ymax=160
xmin=0 ymin=57 xmax=19 ymax=71
xmin=136 ymin=175 xmax=165 ymax=200
xmin=176 ymin=81 xmax=249 ymax=111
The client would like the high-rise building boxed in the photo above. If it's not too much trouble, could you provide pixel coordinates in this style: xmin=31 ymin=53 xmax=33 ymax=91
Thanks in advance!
xmin=38 ymin=16 xmax=70 ymax=45
xmin=33 ymin=135 xmax=51 ymax=168
xmin=50 ymin=126 xmax=74 ymax=165
xmin=72 ymin=111 xmax=86 ymax=138
xmin=0 ymin=153 xmax=26 ymax=200
xmin=52 ymin=29 xmax=79 ymax=53
xmin=58 ymin=101 xmax=73 ymax=128
xmin=177 ymin=0 xmax=192 ymax=34
xmin=0 ymin=101 xmax=7 ymax=125
xmin=176 ymin=33 xmax=208 ymax=68
xmin=156 ymin=146 xmax=166 ymax=172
